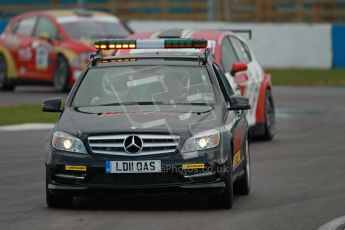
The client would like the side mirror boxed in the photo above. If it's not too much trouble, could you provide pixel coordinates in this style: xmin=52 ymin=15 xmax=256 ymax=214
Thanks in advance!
xmin=228 ymin=95 xmax=251 ymax=111
xmin=42 ymin=98 xmax=62 ymax=112
xmin=38 ymin=32 xmax=52 ymax=42
xmin=230 ymin=62 xmax=248 ymax=76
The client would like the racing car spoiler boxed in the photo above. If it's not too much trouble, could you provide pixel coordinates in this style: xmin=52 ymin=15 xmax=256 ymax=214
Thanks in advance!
xmin=217 ymin=29 xmax=252 ymax=39
xmin=230 ymin=29 xmax=252 ymax=39
xmin=94 ymin=39 xmax=208 ymax=50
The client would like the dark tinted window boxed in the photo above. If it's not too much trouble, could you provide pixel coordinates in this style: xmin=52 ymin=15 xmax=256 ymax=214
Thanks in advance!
xmin=10 ymin=21 xmax=19 ymax=33
xmin=221 ymin=37 xmax=238 ymax=73
xmin=230 ymin=37 xmax=251 ymax=63
xmin=61 ymin=21 xmax=130 ymax=40
xmin=34 ymin=17 xmax=58 ymax=39
xmin=16 ymin=17 xmax=37 ymax=36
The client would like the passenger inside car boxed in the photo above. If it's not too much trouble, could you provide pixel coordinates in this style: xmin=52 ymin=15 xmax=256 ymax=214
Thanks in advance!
xmin=157 ymin=70 xmax=189 ymax=104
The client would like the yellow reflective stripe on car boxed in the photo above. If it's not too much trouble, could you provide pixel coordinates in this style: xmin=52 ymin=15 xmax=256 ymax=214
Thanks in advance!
xmin=52 ymin=47 xmax=77 ymax=64
xmin=65 ymin=165 xmax=87 ymax=171
xmin=232 ymin=150 xmax=241 ymax=167
xmin=182 ymin=163 xmax=205 ymax=170
xmin=46 ymin=9 xmax=113 ymax=19
xmin=0 ymin=45 xmax=18 ymax=78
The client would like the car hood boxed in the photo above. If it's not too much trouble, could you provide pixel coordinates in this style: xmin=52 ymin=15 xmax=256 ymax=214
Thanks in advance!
xmin=55 ymin=105 xmax=224 ymax=138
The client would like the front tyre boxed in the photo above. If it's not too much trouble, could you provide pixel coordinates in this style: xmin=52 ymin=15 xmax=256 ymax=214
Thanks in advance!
xmin=0 ymin=54 xmax=15 ymax=91
xmin=262 ymin=89 xmax=275 ymax=140
xmin=234 ymin=138 xmax=251 ymax=195
xmin=46 ymin=182 xmax=73 ymax=208
xmin=208 ymin=161 xmax=233 ymax=209
xmin=53 ymin=55 xmax=70 ymax=92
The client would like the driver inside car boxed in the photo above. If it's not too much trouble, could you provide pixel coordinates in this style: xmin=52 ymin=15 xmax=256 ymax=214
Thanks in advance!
xmin=156 ymin=70 xmax=191 ymax=104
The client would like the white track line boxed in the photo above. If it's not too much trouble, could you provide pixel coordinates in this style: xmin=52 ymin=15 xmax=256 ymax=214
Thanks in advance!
xmin=318 ymin=216 xmax=345 ymax=230
xmin=0 ymin=123 xmax=54 ymax=132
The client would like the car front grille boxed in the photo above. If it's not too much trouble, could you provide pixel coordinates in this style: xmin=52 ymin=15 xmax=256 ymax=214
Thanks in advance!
xmin=88 ymin=134 xmax=180 ymax=156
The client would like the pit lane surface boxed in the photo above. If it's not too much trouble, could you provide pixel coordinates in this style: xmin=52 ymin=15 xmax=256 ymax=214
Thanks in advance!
xmin=1 ymin=86 xmax=345 ymax=230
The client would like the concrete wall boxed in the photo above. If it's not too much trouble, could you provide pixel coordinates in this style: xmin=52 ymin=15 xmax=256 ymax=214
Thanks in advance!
xmin=128 ymin=21 xmax=333 ymax=69
xmin=0 ymin=19 xmax=340 ymax=68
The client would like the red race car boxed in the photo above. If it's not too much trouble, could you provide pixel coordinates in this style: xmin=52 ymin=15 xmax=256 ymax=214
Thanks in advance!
xmin=0 ymin=9 xmax=132 ymax=91
xmin=117 ymin=29 xmax=275 ymax=140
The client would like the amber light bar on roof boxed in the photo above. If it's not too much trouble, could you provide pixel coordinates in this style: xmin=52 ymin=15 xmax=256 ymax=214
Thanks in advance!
xmin=94 ymin=39 xmax=208 ymax=50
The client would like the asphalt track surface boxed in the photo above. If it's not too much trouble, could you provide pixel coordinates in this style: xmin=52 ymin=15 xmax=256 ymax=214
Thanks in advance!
xmin=0 ymin=86 xmax=68 ymax=105
xmin=1 ymin=86 xmax=345 ymax=230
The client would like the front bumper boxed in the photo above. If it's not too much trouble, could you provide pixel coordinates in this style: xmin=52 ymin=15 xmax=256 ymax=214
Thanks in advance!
xmin=46 ymin=149 xmax=229 ymax=196
xmin=47 ymin=181 xmax=226 ymax=196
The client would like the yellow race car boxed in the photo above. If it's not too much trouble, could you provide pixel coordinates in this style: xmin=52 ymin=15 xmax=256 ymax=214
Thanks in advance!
xmin=0 ymin=9 xmax=132 ymax=91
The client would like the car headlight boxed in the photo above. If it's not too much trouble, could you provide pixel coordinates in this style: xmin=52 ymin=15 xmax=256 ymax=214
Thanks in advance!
xmin=71 ymin=52 xmax=90 ymax=68
xmin=181 ymin=129 xmax=220 ymax=153
xmin=52 ymin=131 xmax=87 ymax=154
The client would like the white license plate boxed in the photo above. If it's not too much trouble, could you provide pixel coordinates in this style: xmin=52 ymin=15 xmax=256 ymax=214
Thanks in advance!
xmin=105 ymin=160 xmax=161 ymax=173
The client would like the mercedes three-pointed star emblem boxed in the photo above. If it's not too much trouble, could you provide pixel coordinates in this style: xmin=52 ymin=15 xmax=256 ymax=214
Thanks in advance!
xmin=123 ymin=135 xmax=143 ymax=153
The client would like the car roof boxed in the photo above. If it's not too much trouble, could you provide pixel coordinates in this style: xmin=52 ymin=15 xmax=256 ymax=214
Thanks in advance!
xmin=116 ymin=30 xmax=227 ymax=56
xmin=94 ymin=55 xmax=208 ymax=68
xmin=129 ymin=29 xmax=232 ymax=41
xmin=19 ymin=9 xmax=118 ymax=20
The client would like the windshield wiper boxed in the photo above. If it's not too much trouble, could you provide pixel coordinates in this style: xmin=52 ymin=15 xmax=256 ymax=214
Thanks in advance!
xmin=78 ymin=102 xmax=214 ymax=107
xmin=154 ymin=102 xmax=215 ymax=113
xmin=155 ymin=102 xmax=213 ymax=106
xmin=193 ymin=106 xmax=215 ymax=114
xmin=74 ymin=102 xmax=215 ymax=114
xmin=96 ymin=101 xmax=161 ymax=106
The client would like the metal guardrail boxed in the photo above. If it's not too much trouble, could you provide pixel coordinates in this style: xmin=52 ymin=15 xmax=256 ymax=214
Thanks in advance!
xmin=0 ymin=0 xmax=344 ymax=22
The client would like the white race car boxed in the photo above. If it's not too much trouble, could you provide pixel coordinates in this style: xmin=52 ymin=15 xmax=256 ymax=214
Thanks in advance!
xmin=118 ymin=29 xmax=276 ymax=140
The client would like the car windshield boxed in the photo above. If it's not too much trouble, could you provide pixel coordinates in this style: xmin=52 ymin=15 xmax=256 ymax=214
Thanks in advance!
xmin=72 ymin=65 xmax=216 ymax=107
xmin=61 ymin=21 xmax=130 ymax=39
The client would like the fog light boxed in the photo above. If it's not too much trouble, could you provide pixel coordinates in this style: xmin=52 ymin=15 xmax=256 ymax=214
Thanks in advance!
xmin=63 ymin=139 xmax=73 ymax=149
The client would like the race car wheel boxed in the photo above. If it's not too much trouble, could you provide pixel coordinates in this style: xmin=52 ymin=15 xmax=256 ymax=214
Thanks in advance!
xmin=46 ymin=183 xmax=73 ymax=208
xmin=208 ymin=155 xmax=234 ymax=209
xmin=53 ymin=55 xmax=70 ymax=92
xmin=263 ymin=89 xmax=276 ymax=140
xmin=0 ymin=54 xmax=15 ymax=91
xmin=234 ymin=138 xmax=251 ymax=195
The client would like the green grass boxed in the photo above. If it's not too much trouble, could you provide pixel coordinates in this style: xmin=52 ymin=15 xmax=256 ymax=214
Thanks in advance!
xmin=268 ymin=69 xmax=345 ymax=86
xmin=0 ymin=105 xmax=59 ymax=126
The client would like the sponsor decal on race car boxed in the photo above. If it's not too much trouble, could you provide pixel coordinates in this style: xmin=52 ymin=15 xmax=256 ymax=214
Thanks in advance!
xmin=65 ymin=165 xmax=87 ymax=171
xmin=232 ymin=150 xmax=241 ymax=167
xmin=182 ymin=163 xmax=205 ymax=170
xmin=35 ymin=45 xmax=50 ymax=70
xmin=18 ymin=47 xmax=32 ymax=61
